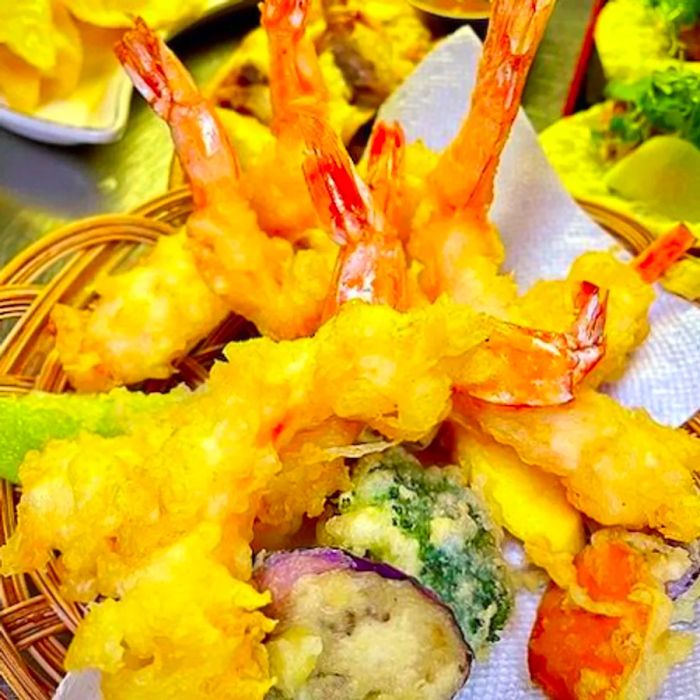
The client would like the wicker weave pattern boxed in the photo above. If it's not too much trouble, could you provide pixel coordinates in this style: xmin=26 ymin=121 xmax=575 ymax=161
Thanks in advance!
xmin=0 ymin=191 xmax=696 ymax=699
xmin=0 ymin=187 xmax=256 ymax=699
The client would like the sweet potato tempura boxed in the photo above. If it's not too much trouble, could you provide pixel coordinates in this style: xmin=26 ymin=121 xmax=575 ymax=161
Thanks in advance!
xmin=529 ymin=530 xmax=692 ymax=700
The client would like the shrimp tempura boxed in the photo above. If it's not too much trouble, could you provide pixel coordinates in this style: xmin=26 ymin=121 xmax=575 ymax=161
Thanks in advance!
xmin=53 ymin=5 xmax=342 ymax=391
xmin=53 ymin=232 xmax=229 ymax=391
xmin=2 ymin=297 xmax=608 ymax=597
xmin=408 ymin=0 xmax=557 ymax=306
xmin=512 ymin=224 xmax=696 ymax=385
xmin=458 ymin=388 xmax=700 ymax=542
xmin=116 ymin=18 xmax=337 ymax=344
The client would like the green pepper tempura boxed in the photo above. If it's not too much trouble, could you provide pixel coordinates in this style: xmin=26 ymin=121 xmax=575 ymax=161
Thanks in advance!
xmin=0 ymin=388 xmax=186 ymax=483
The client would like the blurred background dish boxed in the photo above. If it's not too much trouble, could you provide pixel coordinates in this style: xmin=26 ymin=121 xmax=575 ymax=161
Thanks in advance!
xmin=595 ymin=0 xmax=700 ymax=82
xmin=541 ymin=0 xmax=700 ymax=301
xmin=169 ymin=0 xmax=439 ymax=186
xmin=0 ymin=0 xmax=253 ymax=145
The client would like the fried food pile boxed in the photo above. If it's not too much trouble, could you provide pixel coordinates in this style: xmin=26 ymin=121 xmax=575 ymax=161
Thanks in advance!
xmin=1 ymin=0 xmax=699 ymax=699
xmin=5 ymin=300 xmax=700 ymax=697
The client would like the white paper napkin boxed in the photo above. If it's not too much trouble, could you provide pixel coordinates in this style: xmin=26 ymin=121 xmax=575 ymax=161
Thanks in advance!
xmin=53 ymin=26 xmax=700 ymax=700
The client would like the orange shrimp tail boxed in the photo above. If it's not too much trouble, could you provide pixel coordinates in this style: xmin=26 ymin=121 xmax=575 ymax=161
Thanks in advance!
xmin=430 ymin=0 xmax=557 ymax=213
xmin=116 ymin=18 xmax=240 ymax=207
xmin=453 ymin=282 xmax=607 ymax=407
xmin=632 ymin=223 xmax=696 ymax=284
xmin=366 ymin=121 xmax=406 ymax=227
xmin=115 ymin=17 xmax=196 ymax=120
xmin=367 ymin=121 xmax=406 ymax=177
xmin=297 ymin=116 xmax=407 ymax=316
xmin=300 ymin=115 xmax=377 ymax=244
xmin=324 ymin=236 xmax=408 ymax=318
xmin=569 ymin=280 xmax=608 ymax=386
xmin=261 ymin=0 xmax=329 ymax=132
xmin=260 ymin=0 xmax=309 ymax=35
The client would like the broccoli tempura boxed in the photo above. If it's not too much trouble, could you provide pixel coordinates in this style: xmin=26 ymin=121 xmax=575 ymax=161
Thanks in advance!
xmin=320 ymin=447 xmax=513 ymax=650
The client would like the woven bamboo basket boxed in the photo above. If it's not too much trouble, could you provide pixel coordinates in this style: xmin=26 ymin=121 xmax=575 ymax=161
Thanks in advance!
xmin=0 ymin=189 xmax=696 ymax=699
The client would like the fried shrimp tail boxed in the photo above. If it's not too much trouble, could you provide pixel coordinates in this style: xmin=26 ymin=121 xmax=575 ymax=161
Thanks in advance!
xmin=261 ymin=0 xmax=329 ymax=134
xmin=299 ymin=113 xmax=408 ymax=316
xmin=428 ymin=0 xmax=557 ymax=214
xmin=365 ymin=120 xmax=407 ymax=234
xmin=117 ymin=17 xmax=335 ymax=340
xmin=632 ymin=223 xmax=696 ymax=284
xmin=49 ymin=20 xmax=243 ymax=391
xmin=569 ymin=281 xmax=609 ymax=385
xmin=409 ymin=0 xmax=556 ymax=306
xmin=514 ymin=224 xmax=696 ymax=387
xmin=116 ymin=18 xmax=240 ymax=208
xmin=241 ymin=0 xmax=335 ymax=237
xmin=457 ymin=281 xmax=607 ymax=406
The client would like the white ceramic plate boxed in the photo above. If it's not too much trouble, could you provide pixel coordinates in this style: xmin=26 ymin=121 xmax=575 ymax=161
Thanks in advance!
xmin=0 ymin=0 xmax=249 ymax=146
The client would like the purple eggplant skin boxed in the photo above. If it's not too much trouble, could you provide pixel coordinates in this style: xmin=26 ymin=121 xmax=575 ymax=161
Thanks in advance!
xmin=254 ymin=547 xmax=468 ymax=620
xmin=666 ymin=540 xmax=700 ymax=600
xmin=253 ymin=547 xmax=473 ymax=700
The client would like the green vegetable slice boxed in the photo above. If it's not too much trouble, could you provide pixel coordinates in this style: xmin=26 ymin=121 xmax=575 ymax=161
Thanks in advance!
xmin=604 ymin=135 xmax=700 ymax=222
xmin=0 ymin=388 xmax=186 ymax=484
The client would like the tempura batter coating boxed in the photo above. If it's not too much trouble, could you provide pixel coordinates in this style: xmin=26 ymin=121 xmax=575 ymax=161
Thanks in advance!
xmin=65 ymin=524 xmax=274 ymax=700
xmin=53 ymin=232 xmax=229 ymax=391
xmin=459 ymin=388 xmax=700 ymax=542
xmin=513 ymin=251 xmax=655 ymax=386
xmin=3 ymin=302 xmax=492 ymax=598
xmin=0 ymin=295 xmax=670 ymax=603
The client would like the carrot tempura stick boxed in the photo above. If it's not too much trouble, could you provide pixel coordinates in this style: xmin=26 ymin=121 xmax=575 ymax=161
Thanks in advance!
xmin=632 ymin=223 xmax=696 ymax=284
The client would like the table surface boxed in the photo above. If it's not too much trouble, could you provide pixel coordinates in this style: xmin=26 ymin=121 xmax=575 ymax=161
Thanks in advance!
xmin=0 ymin=0 xmax=593 ymax=697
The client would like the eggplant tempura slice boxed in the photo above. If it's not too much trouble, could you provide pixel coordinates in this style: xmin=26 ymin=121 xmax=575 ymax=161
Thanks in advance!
xmin=255 ymin=548 xmax=472 ymax=700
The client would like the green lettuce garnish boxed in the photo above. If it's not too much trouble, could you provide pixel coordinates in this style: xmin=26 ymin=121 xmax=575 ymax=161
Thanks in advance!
xmin=602 ymin=69 xmax=700 ymax=151
xmin=646 ymin=0 xmax=700 ymax=29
